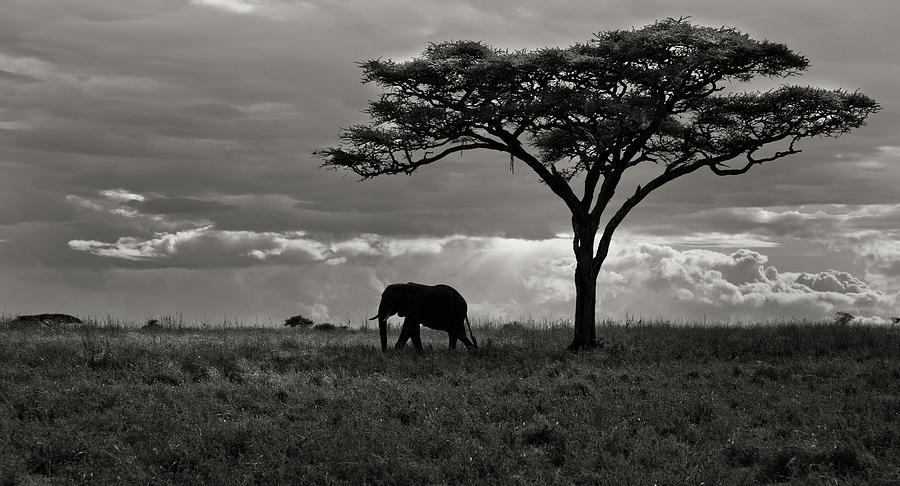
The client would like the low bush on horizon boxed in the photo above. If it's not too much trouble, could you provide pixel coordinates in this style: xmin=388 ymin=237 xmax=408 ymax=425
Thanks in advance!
xmin=1 ymin=321 xmax=898 ymax=484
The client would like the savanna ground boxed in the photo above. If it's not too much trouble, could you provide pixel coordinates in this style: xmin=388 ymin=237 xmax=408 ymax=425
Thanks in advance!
xmin=1 ymin=317 xmax=898 ymax=485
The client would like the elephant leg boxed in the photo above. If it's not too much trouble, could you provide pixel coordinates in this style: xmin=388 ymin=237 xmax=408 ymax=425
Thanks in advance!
xmin=395 ymin=318 xmax=413 ymax=350
xmin=410 ymin=324 xmax=423 ymax=353
xmin=448 ymin=334 xmax=458 ymax=349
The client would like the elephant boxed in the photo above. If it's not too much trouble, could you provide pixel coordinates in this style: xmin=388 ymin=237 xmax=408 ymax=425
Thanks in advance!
xmin=369 ymin=282 xmax=477 ymax=352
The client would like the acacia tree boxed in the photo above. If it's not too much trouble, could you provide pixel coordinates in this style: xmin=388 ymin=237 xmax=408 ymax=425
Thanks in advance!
xmin=315 ymin=19 xmax=878 ymax=350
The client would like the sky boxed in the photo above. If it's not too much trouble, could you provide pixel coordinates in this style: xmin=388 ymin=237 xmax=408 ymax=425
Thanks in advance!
xmin=1 ymin=0 xmax=898 ymax=326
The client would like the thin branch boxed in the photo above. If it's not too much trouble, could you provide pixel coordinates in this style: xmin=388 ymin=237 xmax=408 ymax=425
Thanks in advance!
xmin=592 ymin=157 xmax=711 ymax=266
xmin=709 ymin=139 xmax=801 ymax=176
xmin=402 ymin=142 xmax=498 ymax=169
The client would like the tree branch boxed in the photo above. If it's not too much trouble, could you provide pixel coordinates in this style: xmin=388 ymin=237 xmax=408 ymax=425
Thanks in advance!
xmin=319 ymin=141 xmax=499 ymax=179
xmin=709 ymin=140 xmax=801 ymax=176
xmin=592 ymin=158 xmax=709 ymax=266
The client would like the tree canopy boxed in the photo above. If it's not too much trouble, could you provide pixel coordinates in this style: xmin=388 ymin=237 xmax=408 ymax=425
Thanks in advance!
xmin=316 ymin=18 xmax=879 ymax=350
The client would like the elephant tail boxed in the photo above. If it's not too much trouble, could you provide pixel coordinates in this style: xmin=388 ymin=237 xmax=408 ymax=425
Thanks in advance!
xmin=466 ymin=315 xmax=477 ymax=348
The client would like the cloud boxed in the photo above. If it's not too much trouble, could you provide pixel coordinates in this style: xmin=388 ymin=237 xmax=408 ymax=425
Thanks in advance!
xmin=631 ymin=204 xmax=900 ymax=241
xmin=68 ymin=225 xmax=214 ymax=261
xmin=190 ymin=0 xmax=257 ymax=14
xmin=0 ymin=120 xmax=31 ymax=130
xmin=57 ymin=188 xmax=900 ymax=322
xmin=65 ymin=189 xmax=211 ymax=234
xmin=64 ymin=204 xmax=472 ymax=267
xmin=65 ymin=194 xmax=106 ymax=212
xmin=66 ymin=220 xmax=491 ymax=270
xmin=637 ymin=232 xmax=779 ymax=249
xmin=621 ymin=203 xmax=900 ymax=296
xmin=66 ymin=226 xmax=327 ymax=265
xmin=846 ymin=231 xmax=900 ymax=288
xmin=795 ymin=269 xmax=872 ymax=294
xmin=597 ymin=243 xmax=898 ymax=321
xmin=100 ymin=188 xmax=146 ymax=203
xmin=0 ymin=69 xmax=40 ymax=84
xmin=127 ymin=196 xmax=236 ymax=217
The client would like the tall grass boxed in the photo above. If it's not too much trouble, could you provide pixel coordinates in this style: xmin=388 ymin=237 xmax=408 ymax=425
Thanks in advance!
xmin=1 ymin=320 xmax=898 ymax=484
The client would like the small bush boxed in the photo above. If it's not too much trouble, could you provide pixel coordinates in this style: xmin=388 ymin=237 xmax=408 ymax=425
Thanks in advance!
xmin=141 ymin=319 xmax=161 ymax=331
xmin=284 ymin=315 xmax=313 ymax=328
xmin=834 ymin=311 xmax=855 ymax=326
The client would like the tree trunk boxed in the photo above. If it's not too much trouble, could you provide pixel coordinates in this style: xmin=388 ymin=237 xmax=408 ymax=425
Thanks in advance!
xmin=568 ymin=258 xmax=598 ymax=351
xmin=568 ymin=216 xmax=600 ymax=351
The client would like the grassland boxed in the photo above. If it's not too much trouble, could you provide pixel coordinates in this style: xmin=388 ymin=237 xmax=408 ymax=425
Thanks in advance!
xmin=1 ymin=320 xmax=898 ymax=485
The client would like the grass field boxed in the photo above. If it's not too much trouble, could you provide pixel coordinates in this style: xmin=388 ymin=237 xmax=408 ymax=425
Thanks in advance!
xmin=1 ymin=319 xmax=898 ymax=484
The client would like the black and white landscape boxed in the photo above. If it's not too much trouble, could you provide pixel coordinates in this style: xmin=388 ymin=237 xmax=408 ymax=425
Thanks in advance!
xmin=2 ymin=2 xmax=900 ymax=485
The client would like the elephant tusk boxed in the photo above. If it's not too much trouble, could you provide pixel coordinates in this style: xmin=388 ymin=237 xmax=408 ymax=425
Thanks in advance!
xmin=368 ymin=315 xmax=379 ymax=320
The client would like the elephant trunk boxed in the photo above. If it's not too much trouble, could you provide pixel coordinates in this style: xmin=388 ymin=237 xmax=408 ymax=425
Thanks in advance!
xmin=369 ymin=290 xmax=396 ymax=352
xmin=367 ymin=313 xmax=389 ymax=352
xmin=371 ymin=299 xmax=391 ymax=352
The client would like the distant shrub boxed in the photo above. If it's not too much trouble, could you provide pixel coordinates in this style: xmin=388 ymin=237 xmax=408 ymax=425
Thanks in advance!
xmin=313 ymin=323 xmax=336 ymax=331
xmin=284 ymin=315 xmax=314 ymax=328
xmin=834 ymin=311 xmax=855 ymax=326
xmin=141 ymin=319 xmax=161 ymax=331
xmin=9 ymin=313 xmax=83 ymax=329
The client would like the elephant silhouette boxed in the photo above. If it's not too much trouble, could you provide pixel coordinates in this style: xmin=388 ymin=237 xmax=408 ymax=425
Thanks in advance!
xmin=369 ymin=282 xmax=477 ymax=352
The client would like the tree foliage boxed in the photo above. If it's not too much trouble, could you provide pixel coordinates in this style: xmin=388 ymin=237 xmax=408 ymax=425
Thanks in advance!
xmin=315 ymin=19 xmax=879 ymax=350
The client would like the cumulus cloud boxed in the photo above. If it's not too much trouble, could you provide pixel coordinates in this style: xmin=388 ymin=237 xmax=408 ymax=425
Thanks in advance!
xmin=795 ymin=269 xmax=872 ymax=294
xmin=597 ymin=243 xmax=898 ymax=322
xmin=624 ymin=204 xmax=900 ymax=297
xmin=847 ymin=231 xmax=900 ymax=278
